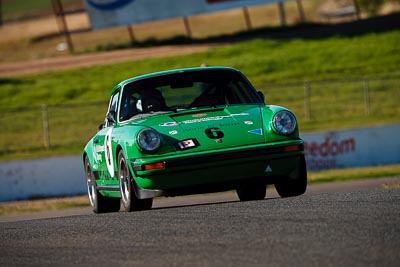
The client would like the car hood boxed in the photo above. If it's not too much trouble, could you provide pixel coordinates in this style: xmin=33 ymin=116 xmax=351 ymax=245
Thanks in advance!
xmin=131 ymin=105 xmax=267 ymax=153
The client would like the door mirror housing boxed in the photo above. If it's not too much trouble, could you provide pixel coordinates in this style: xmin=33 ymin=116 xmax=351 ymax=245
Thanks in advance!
xmin=106 ymin=111 xmax=116 ymax=126
xmin=98 ymin=123 xmax=105 ymax=132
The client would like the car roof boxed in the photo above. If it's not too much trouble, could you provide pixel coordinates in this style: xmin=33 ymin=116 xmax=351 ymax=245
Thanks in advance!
xmin=111 ymin=66 xmax=242 ymax=95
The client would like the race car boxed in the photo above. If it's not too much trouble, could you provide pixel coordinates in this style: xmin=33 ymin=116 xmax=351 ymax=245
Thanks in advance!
xmin=83 ymin=66 xmax=307 ymax=213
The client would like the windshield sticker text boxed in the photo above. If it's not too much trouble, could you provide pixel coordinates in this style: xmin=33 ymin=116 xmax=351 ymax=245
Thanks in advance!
xmin=181 ymin=113 xmax=249 ymax=124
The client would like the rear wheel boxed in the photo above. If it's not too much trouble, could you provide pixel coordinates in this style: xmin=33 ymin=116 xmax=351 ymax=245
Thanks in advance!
xmin=275 ymin=155 xmax=307 ymax=197
xmin=236 ymin=184 xmax=266 ymax=201
xmin=118 ymin=150 xmax=153 ymax=212
xmin=84 ymin=156 xmax=120 ymax=213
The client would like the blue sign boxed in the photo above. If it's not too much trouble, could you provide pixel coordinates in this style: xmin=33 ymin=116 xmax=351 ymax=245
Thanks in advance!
xmin=86 ymin=0 xmax=291 ymax=29
xmin=86 ymin=0 xmax=135 ymax=10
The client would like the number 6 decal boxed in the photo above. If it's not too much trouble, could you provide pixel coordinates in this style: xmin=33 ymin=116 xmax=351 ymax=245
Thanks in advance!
xmin=205 ymin=128 xmax=224 ymax=139
xmin=105 ymin=128 xmax=114 ymax=177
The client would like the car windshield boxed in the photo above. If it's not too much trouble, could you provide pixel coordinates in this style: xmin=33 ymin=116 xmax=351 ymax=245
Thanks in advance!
xmin=119 ymin=69 xmax=263 ymax=121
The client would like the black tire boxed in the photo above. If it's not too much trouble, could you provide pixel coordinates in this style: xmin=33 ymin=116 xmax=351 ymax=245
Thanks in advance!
xmin=84 ymin=156 xmax=121 ymax=213
xmin=236 ymin=184 xmax=266 ymax=201
xmin=275 ymin=155 xmax=307 ymax=198
xmin=118 ymin=151 xmax=153 ymax=212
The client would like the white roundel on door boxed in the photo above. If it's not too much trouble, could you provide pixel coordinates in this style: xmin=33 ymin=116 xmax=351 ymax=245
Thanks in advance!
xmin=105 ymin=128 xmax=114 ymax=177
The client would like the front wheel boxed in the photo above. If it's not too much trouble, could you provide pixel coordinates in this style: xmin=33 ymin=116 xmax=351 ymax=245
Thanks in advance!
xmin=118 ymin=150 xmax=153 ymax=212
xmin=275 ymin=155 xmax=307 ymax=198
xmin=84 ymin=156 xmax=120 ymax=213
xmin=236 ymin=185 xmax=266 ymax=201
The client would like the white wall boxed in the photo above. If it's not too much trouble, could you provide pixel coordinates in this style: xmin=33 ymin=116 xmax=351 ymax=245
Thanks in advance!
xmin=1 ymin=124 xmax=399 ymax=202
xmin=0 ymin=156 xmax=86 ymax=202
xmin=302 ymin=124 xmax=400 ymax=171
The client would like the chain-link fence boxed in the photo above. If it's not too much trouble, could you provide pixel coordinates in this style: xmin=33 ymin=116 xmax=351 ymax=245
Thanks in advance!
xmin=257 ymin=75 xmax=400 ymax=122
xmin=0 ymin=101 xmax=107 ymax=156
xmin=1 ymin=76 xmax=399 ymax=156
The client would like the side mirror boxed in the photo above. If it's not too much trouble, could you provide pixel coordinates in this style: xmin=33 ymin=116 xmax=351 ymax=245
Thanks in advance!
xmin=97 ymin=123 xmax=105 ymax=132
xmin=257 ymin=91 xmax=265 ymax=103
xmin=106 ymin=111 xmax=116 ymax=126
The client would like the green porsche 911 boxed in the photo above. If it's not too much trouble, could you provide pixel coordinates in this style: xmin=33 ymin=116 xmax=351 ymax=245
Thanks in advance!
xmin=83 ymin=66 xmax=307 ymax=213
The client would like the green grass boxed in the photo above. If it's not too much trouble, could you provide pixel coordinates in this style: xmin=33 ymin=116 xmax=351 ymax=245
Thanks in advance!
xmin=0 ymin=30 xmax=399 ymax=160
xmin=0 ymin=196 xmax=89 ymax=215
xmin=308 ymin=164 xmax=400 ymax=184
xmin=3 ymin=30 xmax=400 ymax=107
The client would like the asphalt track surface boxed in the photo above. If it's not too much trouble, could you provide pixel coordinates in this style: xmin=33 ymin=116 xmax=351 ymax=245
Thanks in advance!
xmin=1 ymin=177 xmax=399 ymax=266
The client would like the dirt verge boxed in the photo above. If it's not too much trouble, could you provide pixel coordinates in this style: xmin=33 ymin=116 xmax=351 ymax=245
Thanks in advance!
xmin=0 ymin=43 xmax=223 ymax=77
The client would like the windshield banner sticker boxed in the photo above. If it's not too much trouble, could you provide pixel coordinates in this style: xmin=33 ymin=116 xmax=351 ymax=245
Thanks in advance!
xmin=181 ymin=113 xmax=249 ymax=124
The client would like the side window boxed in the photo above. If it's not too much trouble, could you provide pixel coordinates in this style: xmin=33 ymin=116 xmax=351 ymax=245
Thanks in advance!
xmin=105 ymin=92 xmax=119 ymax=127
xmin=119 ymin=89 xmax=141 ymax=122
xmin=109 ymin=92 xmax=119 ymax=113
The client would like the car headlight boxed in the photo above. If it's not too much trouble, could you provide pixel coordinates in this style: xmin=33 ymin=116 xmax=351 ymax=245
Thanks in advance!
xmin=272 ymin=110 xmax=297 ymax=135
xmin=137 ymin=128 xmax=161 ymax=153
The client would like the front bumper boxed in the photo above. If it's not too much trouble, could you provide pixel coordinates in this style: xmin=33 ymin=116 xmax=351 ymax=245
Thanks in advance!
xmin=130 ymin=140 xmax=304 ymax=198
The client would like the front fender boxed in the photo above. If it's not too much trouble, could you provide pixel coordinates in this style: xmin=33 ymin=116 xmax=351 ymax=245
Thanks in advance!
xmin=83 ymin=139 xmax=96 ymax=170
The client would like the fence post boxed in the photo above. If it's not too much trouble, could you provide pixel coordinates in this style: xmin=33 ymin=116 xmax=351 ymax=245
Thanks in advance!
xmin=278 ymin=2 xmax=287 ymax=27
xmin=127 ymin=25 xmax=136 ymax=43
xmin=242 ymin=7 xmax=252 ymax=30
xmin=182 ymin=17 xmax=192 ymax=38
xmin=52 ymin=0 xmax=74 ymax=52
xmin=41 ymin=105 xmax=50 ymax=149
xmin=296 ymin=0 xmax=306 ymax=23
xmin=352 ymin=0 xmax=361 ymax=20
xmin=304 ymin=81 xmax=311 ymax=121
xmin=363 ymin=78 xmax=371 ymax=116
xmin=0 ymin=0 xmax=3 ymax=27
